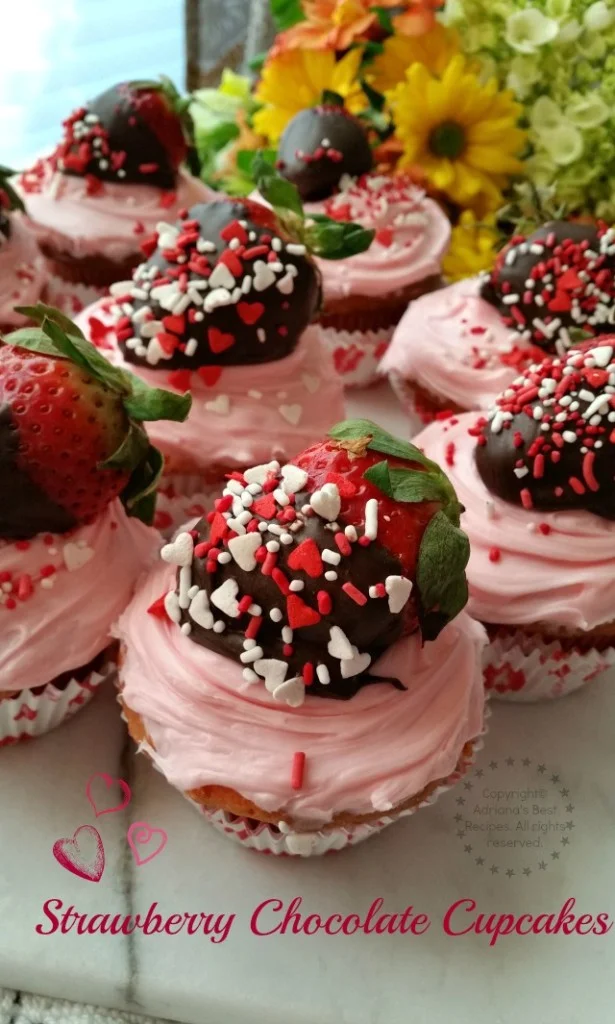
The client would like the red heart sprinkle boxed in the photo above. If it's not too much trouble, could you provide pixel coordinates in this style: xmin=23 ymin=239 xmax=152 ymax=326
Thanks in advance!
xmin=167 ymin=369 xmax=193 ymax=391
xmin=547 ymin=291 xmax=572 ymax=313
xmin=162 ymin=314 xmax=185 ymax=335
xmin=196 ymin=366 xmax=223 ymax=388
xmin=238 ymin=302 xmax=265 ymax=325
xmin=220 ymin=220 xmax=248 ymax=245
xmin=252 ymin=494 xmax=277 ymax=519
xmin=325 ymin=472 xmax=357 ymax=498
xmin=286 ymin=594 xmax=321 ymax=630
xmin=219 ymin=250 xmax=244 ymax=277
xmin=287 ymin=539 xmax=324 ymax=578
xmin=558 ymin=269 xmax=583 ymax=291
xmin=376 ymin=227 xmax=394 ymax=247
xmin=208 ymin=327 xmax=235 ymax=354
xmin=209 ymin=512 xmax=229 ymax=546
xmin=147 ymin=595 xmax=169 ymax=620
xmin=157 ymin=332 xmax=180 ymax=355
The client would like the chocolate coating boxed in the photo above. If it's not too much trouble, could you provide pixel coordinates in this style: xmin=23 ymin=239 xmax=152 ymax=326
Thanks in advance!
xmin=118 ymin=201 xmax=322 ymax=369
xmin=0 ymin=404 xmax=76 ymax=540
xmin=0 ymin=209 xmax=11 ymax=243
xmin=277 ymin=107 xmax=373 ymax=201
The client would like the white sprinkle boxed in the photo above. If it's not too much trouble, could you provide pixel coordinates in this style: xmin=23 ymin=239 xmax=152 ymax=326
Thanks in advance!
xmin=240 ymin=646 xmax=264 ymax=664
xmin=316 ymin=664 xmax=330 ymax=685
xmin=266 ymin=541 xmax=280 ymax=553
xmin=286 ymin=243 xmax=307 ymax=256
xmin=242 ymin=669 xmax=260 ymax=684
xmin=563 ymin=431 xmax=578 ymax=443
xmin=514 ymin=467 xmax=529 ymax=478
xmin=289 ymin=580 xmax=305 ymax=592
xmin=273 ymin=488 xmax=290 ymax=507
xmin=257 ymin=328 xmax=266 ymax=343
xmin=365 ymin=498 xmax=378 ymax=540
xmin=280 ymin=532 xmax=294 ymax=545
xmin=282 ymin=626 xmax=293 ymax=644
xmin=270 ymin=608 xmax=283 ymax=622
xmin=218 ymin=552 xmax=232 ymax=565
xmin=322 ymin=549 xmax=341 ymax=565
xmin=344 ymin=525 xmax=358 ymax=542
xmin=185 ymin=338 xmax=198 ymax=358
xmin=325 ymin=570 xmax=338 ymax=582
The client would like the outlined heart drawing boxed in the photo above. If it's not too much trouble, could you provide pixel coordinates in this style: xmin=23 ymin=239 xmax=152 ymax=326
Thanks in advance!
xmin=53 ymin=825 xmax=105 ymax=883
xmin=127 ymin=822 xmax=168 ymax=867
xmin=86 ymin=773 xmax=132 ymax=818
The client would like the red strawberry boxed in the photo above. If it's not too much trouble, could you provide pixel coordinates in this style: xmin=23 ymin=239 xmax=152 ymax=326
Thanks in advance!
xmin=0 ymin=304 xmax=191 ymax=540
xmin=123 ymin=82 xmax=187 ymax=171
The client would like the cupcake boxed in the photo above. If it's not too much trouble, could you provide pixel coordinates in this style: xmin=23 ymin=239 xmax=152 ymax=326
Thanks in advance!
xmin=382 ymin=221 xmax=615 ymax=427
xmin=0 ymin=305 xmax=190 ymax=742
xmin=75 ymin=173 xmax=371 ymax=534
xmin=15 ymin=79 xmax=212 ymax=315
xmin=0 ymin=167 xmax=47 ymax=333
xmin=415 ymin=338 xmax=615 ymax=701
xmin=276 ymin=106 xmax=451 ymax=387
xmin=116 ymin=420 xmax=486 ymax=855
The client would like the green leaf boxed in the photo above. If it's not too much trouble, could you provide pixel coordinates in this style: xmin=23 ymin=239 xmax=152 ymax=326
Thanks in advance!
xmin=201 ymin=121 xmax=240 ymax=155
xmin=329 ymin=419 xmax=439 ymax=469
xmin=416 ymin=511 xmax=470 ymax=637
xmin=361 ymin=40 xmax=385 ymax=64
xmin=388 ymin=467 xmax=449 ymax=504
xmin=40 ymin=320 xmax=92 ymax=371
xmin=363 ymin=460 xmax=393 ymax=497
xmin=360 ymin=78 xmax=385 ymax=113
xmin=15 ymin=302 xmax=86 ymax=339
xmin=249 ymin=51 xmax=268 ymax=73
xmin=253 ymin=153 xmax=304 ymax=219
xmin=124 ymin=373 xmax=192 ymax=422
xmin=321 ymin=90 xmax=345 ymax=108
xmin=0 ymin=165 xmax=25 ymax=214
xmin=121 ymin=444 xmax=165 ymax=524
xmin=101 ymin=422 xmax=151 ymax=472
xmin=304 ymin=215 xmax=375 ymax=260
xmin=2 ymin=327 xmax=64 ymax=358
xmin=43 ymin=320 xmax=133 ymax=396
xmin=371 ymin=5 xmax=394 ymax=33
xmin=236 ymin=148 xmax=276 ymax=176
xmin=270 ymin=0 xmax=305 ymax=31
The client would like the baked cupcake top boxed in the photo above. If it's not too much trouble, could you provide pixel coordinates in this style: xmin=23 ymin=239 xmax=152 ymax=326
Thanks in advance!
xmin=154 ymin=419 xmax=470 ymax=703
xmin=0 ymin=168 xmax=47 ymax=328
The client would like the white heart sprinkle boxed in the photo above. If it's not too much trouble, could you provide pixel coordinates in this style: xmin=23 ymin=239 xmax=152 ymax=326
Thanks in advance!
xmin=210 ymin=578 xmax=240 ymax=618
xmin=244 ymin=461 xmax=277 ymax=485
xmin=276 ymin=273 xmax=295 ymax=295
xmin=62 ymin=542 xmax=95 ymax=572
xmin=285 ymin=832 xmax=319 ymax=856
xmin=279 ymin=404 xmax=303 ymax=426
xmin=208 ymin=263 xmax=236 ymax=290
xmin=253 ymin=260 xmax=277 ymax=292
xmin=588 ymin=346 xmax=613 ymax=367
xmin=385 ymin=575 xmax=413 ymax=615
xmin=301 ymin=374 xmax=320 ymax=394
xmin=280 ymin=464 xmax=308 ymax=495
xmin=228 ymin=533 xmax=262 ymax=572
xmin=161 ymin=532 xmax=194 ymax=568
xmin=109 ymin=280 xmax=135 ymax=297
xmin=273 ymin=677 xmax=305 ymax=707
xmin=254 ymin=658 xmax=288 ymax=693
xmin=205 ymin=394 xmax=230 ymax=415
xmin=188 ymin=590 xmax=214 ymax=630
xmin=340 ymin=647 xmax=372 ymax=678
xmin=327 ymin=625 xmax=354 ymax=661
xmin=310 ymin=482 xmax=341 ymax=522
xmin=149 ymin=283 xmax=179 ymax=311
xmin=164 ymin=590 xmax=181 ymax=624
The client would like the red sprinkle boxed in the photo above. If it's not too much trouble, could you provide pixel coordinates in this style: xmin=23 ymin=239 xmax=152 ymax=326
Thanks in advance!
xmin=238 ymin=595 xmax=253 ymax=615
xmin=272 ymin=568 xmax=291 ymax=595
xmin=245 ymin=616 xmax=262 ymax=640
xmin=342 ymin=582 xmax=368 ymax=606
xmin=302 ymin=663 xmax=314 ymax=686
xmin=317 ymin=590 xmax=332 ymax=615
xmin=291 ymin=752 xmax=306 ymax=791
xmin=582 ymin=451 xmax=599 ymax=492
xmin=488 ymin=548 xmax=501 ymax=563
xmin=334 ymin=532 xmax=352 ymax=556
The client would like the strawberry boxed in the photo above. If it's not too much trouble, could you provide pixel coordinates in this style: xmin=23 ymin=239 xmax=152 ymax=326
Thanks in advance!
xmin=0 ymin=304 xmax=191 ymax=541
xmin=158 ymin=420 xmax=468 ymax=703
xmin=277 ymin=105 xmax=373 ymax=201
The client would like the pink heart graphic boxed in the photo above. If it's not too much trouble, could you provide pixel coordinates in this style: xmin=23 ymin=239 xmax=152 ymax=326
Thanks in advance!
xmin=127 ymin=822 xmax=168 ymax=867
xmin=86 ymin=772 xmax=132 ymax=818
xmin=53 ymin=825 xmax=105 ymax=883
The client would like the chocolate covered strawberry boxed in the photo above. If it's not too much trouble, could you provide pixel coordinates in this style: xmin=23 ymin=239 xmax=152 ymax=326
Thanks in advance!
xmin=0 ymin=304 xmax=191 ymax=540
xmin=53 ymin=77 xmax=193 ymax=190
xmin=157 ymin=420 xmax=468 ymax=702
xmin=277 ymin=105 xmax=374 ymax=201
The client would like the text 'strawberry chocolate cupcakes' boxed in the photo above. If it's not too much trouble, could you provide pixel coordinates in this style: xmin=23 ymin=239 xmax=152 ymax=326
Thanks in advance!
xmin=15 ymin=79 xmax=212 ymax=316
xmin=275 ymin=106 xmax=450 ymax=387
xmin=382 ymin=221 xmax=615 ymax=428
xmin=0 ymin=168 xmax=47 ymax=332
xmin=415 ymin=338 xmax=615 ymax=702
xmin=76 ymin=169 xmax=372 ymax=534
xmin=0 ymin=306 xmax=190 ymax=743
xmin=116 ymin=420 xmax=486 ymax=856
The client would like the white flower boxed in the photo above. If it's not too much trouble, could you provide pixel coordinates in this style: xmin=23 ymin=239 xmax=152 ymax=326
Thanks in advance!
xmin=584 ymin=2 xmax=615 ymax=31
xmin=505 ymin=9 xmax=560 ymax=53
xmin=546 ymin=0 xmax=571 ymax=17
xmin=566 ymin=93 xmax=610 ymax=128
xmin=524 ymin=153 xmax=558 ymax=188
xmin=506 ymin=56 xmax=541 ymax=98
xmin=557 ymin=18 xmax=582 ymax=42
xmin=540 ymin=124 xmax=584 ymax=166
xmin=530 ymin=96 xmax=564 ymax=132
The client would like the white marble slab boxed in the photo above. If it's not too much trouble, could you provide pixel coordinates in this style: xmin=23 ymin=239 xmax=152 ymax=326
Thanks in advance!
xmin=0 ymin=382 xmax=614 ymax=1023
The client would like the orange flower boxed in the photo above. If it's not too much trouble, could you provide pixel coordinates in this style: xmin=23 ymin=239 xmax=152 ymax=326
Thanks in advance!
xmin=379 ymin=0 xmax=442 ymax=37
xmin=275 ymin=0 xmax=377 ymax=53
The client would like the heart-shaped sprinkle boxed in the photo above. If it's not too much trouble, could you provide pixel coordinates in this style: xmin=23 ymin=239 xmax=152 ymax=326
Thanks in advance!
xmin=162 ymin=314 xmax=185 ymax=335
xmin=280 ymin=464 xmax=308 ymax=495
xmin=238 ymin=302 xmax=265 ymax=325
xmin=302 ymin=374 xmax=320 ymax=394
xmin=161 ymin=532 xmax=194 ymax=567
xmin=209 ymin=263 xmax=236 ymax=290
xmin=252 ymin=261 xmax=277 ymax=292
xmin=62 ymin=542 xmax=95 ymax=572
xmin=272 ymin=677 xmax=305 ymax=708
xmin=220 ymin=220 xmax=248 ymax=244
xmin=547 ymin=291 xmax=572 ymax=313
xmin=252 ymin=494 xmax=277 ymax=519
xmin=228 ymin=533 xmax=262 ymax=572
xmin=204 ymin=394 xmax=230 ymax=415
xmin=276 ymin=273 xmax=295 ymax=295
xmin=327 ymin=625 xmax=354 ymax=660
xmin=196 ymin=366 xmax=222 ymax=388
xmin=208 ymin=327 xmax=235 ymax=354
xmin=168 ymin=369 xmax=193 ymax=391
xmin=254 ymin=658 xmax=288 ymax=693
xmin=244 ymin=462 xmax=277 ymax=485
xmin=279 ymin=404 xmax=303 ymax=426
xmin=209 ymin=512 xmax=229 ymax=546
xmin=385 ymin=575 xmax=413 ymax=614
xmin=340 ymin=647 xmax=372 ymax=678
xmin=164 ymin=590 xmax=181 ymax=623
xmin=210 ymin=578 xmax=240 ymax=617
xmin=287 ymin=539 xmax=323 ymax=578
xmin=588 ymin=346 xmax=613 ymax=367
xmin=310 ymin=482 xmax=341 ymax=522
xmin=325 ymin=472 xmax=358 ymax=498
xmin=286 ymin=594 xmax=321 ymax=630
xmin=189 ymin=590 xmax=214 ymax=629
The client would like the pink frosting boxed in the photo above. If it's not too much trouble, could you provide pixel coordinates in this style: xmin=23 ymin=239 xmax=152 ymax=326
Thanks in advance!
xmin=417 ymin=414 xmax=615 ymax=631
xmin=381 ymin=277 xmax=539 ymax=409
xmin=116 ymin=559 xmax=485 ymax=825
xmin=306 ymin=175 xmax=451 ymax=302
xmin=76 ymin=302 xmax=346 ymax=471
xmin=0 ymin=502 xmax=159 ymax=693
xmin=0 ymin=215 xmax=47 ymax=327
xmin=15 ymin=161 xmax=213 ymax=261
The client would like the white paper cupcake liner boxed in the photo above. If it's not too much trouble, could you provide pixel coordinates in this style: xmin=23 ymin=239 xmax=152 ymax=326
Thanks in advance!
xmin=154 ymin=473 xmax=221 ymax=539
xmin=0 ymin=651 xmax=116 ymax=746
xmin=187 ymin=731 xmax=485 ymax=857
xmin=484 ymin=628 xmax=615 ymax=702
xmin=319 ymin=325 xmax=394 ymax=388
xmin=44 ymin=269 xmax=108 ymax=317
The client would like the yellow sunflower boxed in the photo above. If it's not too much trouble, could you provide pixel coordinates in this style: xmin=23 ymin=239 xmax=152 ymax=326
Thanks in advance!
xmin=388 ymin=56 xmax=527 ymax=212
xmin=442 ymin=211 xmax=500 ymax=282
xmin=253 ymin=49 xmax=367 ymax=145
xmin=367 ymin=23 xmax=460 ymax=95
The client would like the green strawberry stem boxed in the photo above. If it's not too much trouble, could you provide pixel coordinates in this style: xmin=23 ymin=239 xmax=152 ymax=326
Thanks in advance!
xmin=252 ymin=153 xmax=375 ymax=261
xmin=0 ymin=165 xmax=25 ymax=214
xmin=8 ymin=303 xmax=192 ymax=525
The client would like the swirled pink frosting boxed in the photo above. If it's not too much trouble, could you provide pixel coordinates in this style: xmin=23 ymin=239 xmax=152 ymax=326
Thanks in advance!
xmin=0 ymin=215 xmax=47 ymax=328
xmin=76 ymin=302 xmax=346 ymax=471
xmin=306 ymin=175 xmax=451 ymax=302
xmin=116 ymin=559 xmax=486 ymax=825
xmin=0 ymin=502 xmax=159 ymax=693
xmin=381 ymin=277 xmax=539 ymax=410
xmin=15 ymin=161 xmax=213 ymax=261
xmin=417 ymin=414 xmax=615 ymax=631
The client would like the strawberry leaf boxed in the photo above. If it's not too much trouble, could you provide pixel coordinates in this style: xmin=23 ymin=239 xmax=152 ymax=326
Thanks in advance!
xmin=304 ymin=215 xmax=375 ymax=260
xmin=2 ymin=327 xmax=63 ymax=358
xmin=121 ymin=443 xmax=165 ymax=525
xmin=0 ymin=166 xmax=25 ymax=214
xmin=253 ymin=152 xmax=304 ymax=219
xmin=16 ymin=302 xmax=86 ymax=339
xmin=416 ymin=511 xmax=470 ymax=639
xmin=330 ymin=419 xmax=435 ymax=468
xmin=124 ymin=373 xmax=192 ymax=422
xmin=102 ymin=422 xmax=150 ymax=471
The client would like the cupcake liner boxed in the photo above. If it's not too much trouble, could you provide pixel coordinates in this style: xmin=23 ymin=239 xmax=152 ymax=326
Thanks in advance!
xmin=153 ymin=473 xmax=220 ymax=539
xmin=186 ymin=732 xmax=484 ymax=857
xmin=44 ymin=269 xmax=108 ymax=317
xmin=319 ymin=325 xmax=394 ymax=388
xmin=0 ymin=649 xmax=116 ymax=746
xmin=483 ymin=628 xmax=615 ymax=702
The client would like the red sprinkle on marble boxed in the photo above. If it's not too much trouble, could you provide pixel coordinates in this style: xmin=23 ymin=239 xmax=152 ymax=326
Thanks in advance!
xmin=342 ymin=582 xmax=367 ymax=605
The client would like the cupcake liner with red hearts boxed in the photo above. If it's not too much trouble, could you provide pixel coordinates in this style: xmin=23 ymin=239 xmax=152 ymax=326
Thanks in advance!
xmin=187 ymin=731 xmax=485 ymax=857
xmin=483 ymin=629 xmax=615 ymax=702
xmin=0 ymin=649 xmax=116 ymax=746
xmin=320 ymin=325 xmax=394 ymax=388
xmin=153 ymin=473 xmax=220 ymax=539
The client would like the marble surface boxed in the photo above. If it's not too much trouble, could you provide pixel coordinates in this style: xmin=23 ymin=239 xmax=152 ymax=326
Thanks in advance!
xmin=0 ymin=383 xmax=614 ymax=1024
